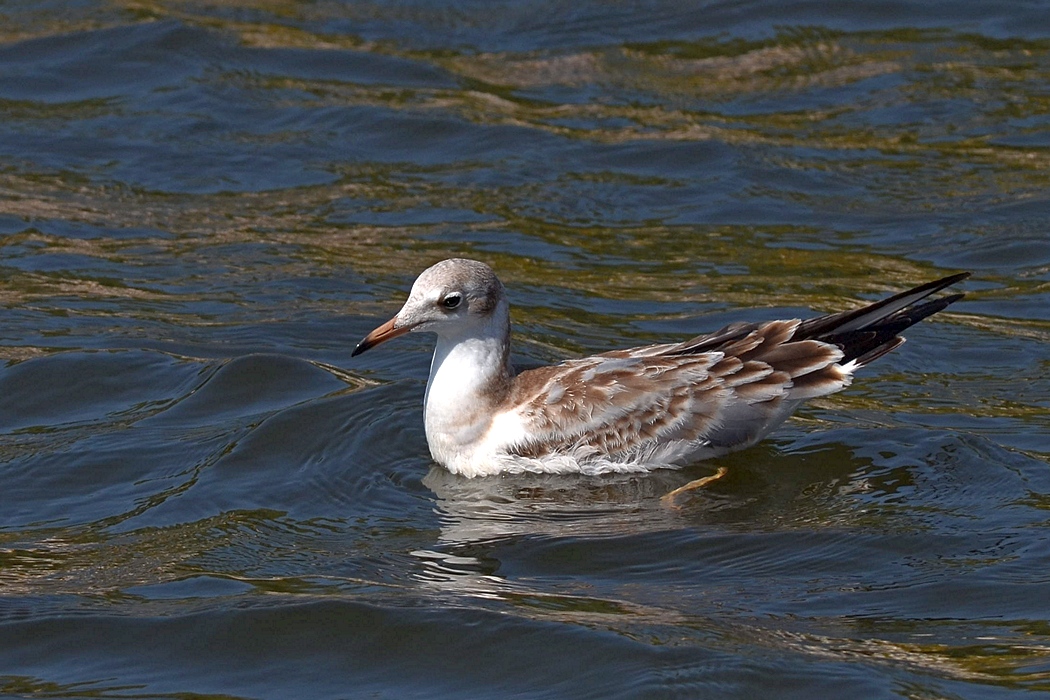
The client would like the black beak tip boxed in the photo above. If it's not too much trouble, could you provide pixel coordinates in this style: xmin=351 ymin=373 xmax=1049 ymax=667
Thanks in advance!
xmin=350 ymin=340 xmax=370 ymax=357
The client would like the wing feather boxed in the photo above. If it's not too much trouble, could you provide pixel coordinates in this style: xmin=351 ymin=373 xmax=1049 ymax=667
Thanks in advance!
xmin=503 ymin=316 xmax=854 ymax=465
xmin=493 ymin=274 xmax=966 ymax=469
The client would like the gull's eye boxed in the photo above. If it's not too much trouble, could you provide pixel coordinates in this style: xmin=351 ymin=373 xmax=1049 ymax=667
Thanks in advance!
xmin=441 ymin=293 xmax=462 ymax=309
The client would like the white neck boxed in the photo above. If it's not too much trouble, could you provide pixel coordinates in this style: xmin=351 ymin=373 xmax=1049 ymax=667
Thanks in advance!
xmin=423 ymin=299 xmax=513 ymax=467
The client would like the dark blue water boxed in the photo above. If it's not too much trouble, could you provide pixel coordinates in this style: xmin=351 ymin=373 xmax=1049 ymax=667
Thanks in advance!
xmin=2 ymin=1 xmax=1050 ymax=698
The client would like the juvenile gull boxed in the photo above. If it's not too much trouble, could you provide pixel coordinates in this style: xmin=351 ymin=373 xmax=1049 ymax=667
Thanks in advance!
xmin=353 ymin=259 xmax=968 ymax=477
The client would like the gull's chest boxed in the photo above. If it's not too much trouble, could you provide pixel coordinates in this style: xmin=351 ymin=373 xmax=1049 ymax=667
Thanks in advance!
xmin=422 ymin=334 xmax=512 ymax=472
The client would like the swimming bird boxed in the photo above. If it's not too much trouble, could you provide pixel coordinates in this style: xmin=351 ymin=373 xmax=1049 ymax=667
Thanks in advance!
xmin=353 ymin=259 xmax=968 ymax=477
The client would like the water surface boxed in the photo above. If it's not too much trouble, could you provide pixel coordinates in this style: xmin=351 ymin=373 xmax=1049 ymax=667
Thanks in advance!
xmin=2 ymin=1 xmax=1050 ymax=698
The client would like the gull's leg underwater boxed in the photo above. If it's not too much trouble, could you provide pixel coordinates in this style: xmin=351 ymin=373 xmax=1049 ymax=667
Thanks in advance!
xmin=661 ymin=466 xmax=730 ymax=507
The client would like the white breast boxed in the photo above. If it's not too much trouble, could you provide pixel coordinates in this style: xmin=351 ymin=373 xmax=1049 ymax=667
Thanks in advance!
xmin=422 ymin=301 xmax=515 ymax=476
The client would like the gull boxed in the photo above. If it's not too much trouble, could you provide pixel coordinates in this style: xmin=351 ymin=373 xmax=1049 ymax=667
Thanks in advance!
xmin=353 ymin=259 xmax=968 ymax=478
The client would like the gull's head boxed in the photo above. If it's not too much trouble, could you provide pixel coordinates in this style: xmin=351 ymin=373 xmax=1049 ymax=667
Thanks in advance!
xmin=352 ymin=258 xmax=505 ymax=357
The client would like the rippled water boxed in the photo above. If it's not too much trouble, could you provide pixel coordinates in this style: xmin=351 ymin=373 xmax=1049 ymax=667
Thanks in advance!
xmin=2 ymin=1 xmax=1050 ymax=698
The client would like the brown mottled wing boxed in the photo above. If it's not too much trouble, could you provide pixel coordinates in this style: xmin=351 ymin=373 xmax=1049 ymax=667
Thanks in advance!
xmin=508 ymin=352 xmax=727 ymax=461
xmin=664 ymin=318 xmax=855 ymax=401
xmin=507 ymin=319 xmax=847 ymax=463
xmin=505 ymin=274 xmax=967 ymax=465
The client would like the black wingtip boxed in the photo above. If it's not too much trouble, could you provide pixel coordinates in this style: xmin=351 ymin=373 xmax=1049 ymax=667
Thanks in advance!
xmin=819 ymin=277 xmax=969 ymax=366
xmin=798 ymin=271 xmax=970 ymax=339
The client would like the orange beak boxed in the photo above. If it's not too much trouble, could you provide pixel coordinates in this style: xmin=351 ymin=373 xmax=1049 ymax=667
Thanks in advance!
xmin=352 ymin=316 xmax=410 ymax=356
